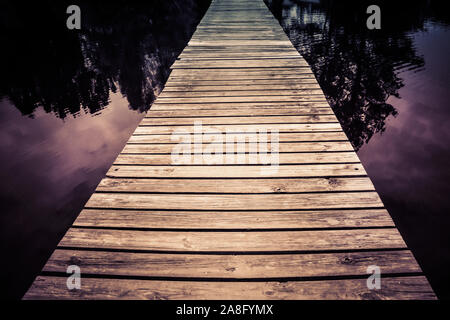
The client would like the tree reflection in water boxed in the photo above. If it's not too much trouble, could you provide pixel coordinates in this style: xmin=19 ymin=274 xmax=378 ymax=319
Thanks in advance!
xmin=265 ymin=0 xmax=448 ymax=150
xmin=0 ymin=0 xmax=210 ymax=118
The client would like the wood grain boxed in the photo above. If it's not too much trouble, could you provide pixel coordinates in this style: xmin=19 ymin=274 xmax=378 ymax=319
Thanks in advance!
xmin=106 ymin=164 xmax=366 ymax=179
xmin=59 ymin=228 xmax=406 ymax=252
xmin=114 ymin=152 xmax=360 ymax=165
xmin=96 ymin=177 xmax=373 ymax=193
xmin=24 ymin=276 xmax=435 ymax=300
xmin=74 ymin=209 xmax=392 ymax=229
xmin=43 ymin=250 xmax=418 ymax=278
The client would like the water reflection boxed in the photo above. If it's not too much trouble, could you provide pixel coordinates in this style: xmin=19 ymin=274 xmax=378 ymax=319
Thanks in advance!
xmin=0 ymin=0 xmax=209 ymax=118
xmin=265 ymin=0 xmax=449 ymax=150
xmin=0 ymin=0 xmax=209 ymax=299
xmin=266 ymin=0 xmax=450 ymax=298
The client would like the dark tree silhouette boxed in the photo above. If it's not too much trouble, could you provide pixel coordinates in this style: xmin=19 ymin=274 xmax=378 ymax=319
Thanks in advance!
xmin=0 ymin=0 xmax=210 ymax=118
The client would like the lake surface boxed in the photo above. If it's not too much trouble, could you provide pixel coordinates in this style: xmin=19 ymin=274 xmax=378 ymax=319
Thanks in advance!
xmin=266 ymin=0 xmax=450 ymax=299
xmin=0 ymin=0 xmax=210 ymax=299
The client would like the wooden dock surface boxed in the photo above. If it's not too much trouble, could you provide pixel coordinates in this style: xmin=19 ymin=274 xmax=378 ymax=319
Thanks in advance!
xmin=24 ymin=0 xmax=435 ymax=299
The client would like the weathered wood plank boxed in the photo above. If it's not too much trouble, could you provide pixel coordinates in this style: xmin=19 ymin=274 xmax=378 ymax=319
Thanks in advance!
xmin=42 ymin=250 xmax=418 ymax=278
xmin=150 ymin=101 xmax=330 ymax=110
xmin=58 ymin=228 xmax=405 ymax=252
xmin=172 ymin=59 xmax=309 ymax=68
xmin=106 ymin=164 xmax=366 ymax=179
xmin=74 ymin=208 xmax=391 ymax=229
xmin=144 ymin=108 xmax=334 ymax=118
xmin=167 ymin=75 xmax=317 ymax=81
xmin=153 ymin=95 xmax=328 ymax=104
xmin=133 ymin=123 xmax=343 ymax=134
xmin=114 ymin=152 xmax=359 ymax=165
xmin=178 ymin=54 xmax=301 ymax=59
xmin=140 ymin=115 xmax=338 ymax=125
xmin=158 ymin=89 xmax=325 ymax=98
xmin=85 ymin=192 xmax=382 ymax=211
xmin=181 ymin=46 xmax=299 ymax=51
xmin=168 ymin=70 xmax=318 ymax=80
xmin=170 ymin=67 xmax=315 ymax=74
xmin=97 ymin=177 xmax=373 ymax=194
xmin=178 ymin=53 xmax=301 ymax=59
xmin=24 ymin=276 xmax=435 ymax=300
xmin=164 ymin=80 xmax=319 ymax=87
xmin=121 ymin=142 xmax=354 ymax=154
xmin=162 ymin=84 xmax=322 ymax=91
xmin=128 ymin=132 xmax=347 ymax=143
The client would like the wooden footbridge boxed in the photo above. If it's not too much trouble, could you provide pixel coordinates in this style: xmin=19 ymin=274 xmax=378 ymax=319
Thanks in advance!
xmin=24 ymin=0 xmax=435 ymax=299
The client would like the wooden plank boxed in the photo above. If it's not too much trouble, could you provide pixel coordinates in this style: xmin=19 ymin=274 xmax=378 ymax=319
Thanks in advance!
xmin=106 ymin=164 xmax=366 ymax=179
xmin=189 ymin=37 xmax=288 ymax=41
xmin=121 ymin=142 xmax=354 ymax=154
xmin=140 ymin=115 xmax=338 ymax=125
xmin=161 ymin=84 xmax=322 ymax=91
xmin=168 ymin=71 xmax=318 ymax=81
xmin=170 ymin=68 xmax=315 ymax=75
xmin=190 ymin=34 xmax=286 ymax=37
xmin=181 ymin=46 xmax=298 ymax=51
xmin=97 ymin=177 xmax=373 ymax=193
xmin=157 ymin=89 xmax=325 ymax=98
xmin=180 ymin=46 xmax=297 ymax=50
xmin=128 ymin=132 xmax=347 ymax=143
xmin=190 ymin=33 xmax=287 ymax=37
xmin=188 ymin=41 xmax=295 ymax=46
xmin=42 ymin=250 xmax=418 ymax=278
xmin=133 ymin=123 xmax=343 ymax=134
xmin=172 ymin=59 xmax=309 ymax=68
xmin=179 ymin=52 xmax=301 ymax=57
xmin=178 ymin=52 xmax=301 ymax=58
xmin=182 ymin=44 xmax=297 ymax=48
xmin=150 ymin=102 xmax=330 ymax=110
xmin=58 ymin=228 xmax=405 ymax=252
xmin=190 ymin=33 xmax=287 ymax=36
xmin=24 ymin=276 xmax=435 ymax=300
xmin=178 ymin=55 xmax=301 ymax=59
xmin=167 ymin=75 xmax=317 ymax=81
xmin=74 ymin=208 xmax=391 ymax=229
xmin=180 ymin=45 xmax=295 ymax=49
xmin=187 ymin=39 xmax=293 ymax=43
xmin=113 ymin=152 xmax=360 ymax=165
xmin=153 ymin=96 xmax=328 ymax=104
xmin=164 ymin=80 xmax=319 ymax=86
xmin=144 ymin=108 xmax=334 ymax=118
xmin=85 ymin=192 xmax=382 ymax=211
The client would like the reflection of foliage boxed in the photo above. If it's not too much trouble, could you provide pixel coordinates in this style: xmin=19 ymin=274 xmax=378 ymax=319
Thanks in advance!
xmin=264 ymin=0 xmax=442 ymax=150
xmin=0 ymin=0 xmax=210 ymax=118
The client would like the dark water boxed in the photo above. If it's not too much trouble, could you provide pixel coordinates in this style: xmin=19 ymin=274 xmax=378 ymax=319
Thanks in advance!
xmin=0 ymin=0 xmax=210 ymax=299
xmin=265 ymin=0 xmax=450 ymax=299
